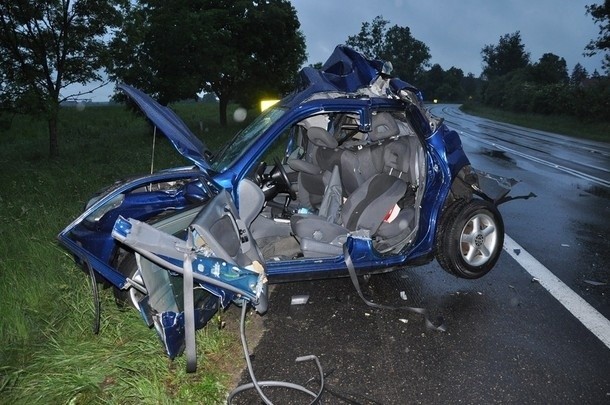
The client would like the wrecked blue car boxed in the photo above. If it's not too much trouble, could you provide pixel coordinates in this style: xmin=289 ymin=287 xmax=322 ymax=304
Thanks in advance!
xmin=59 ymin=46 xmax=517 ymax=366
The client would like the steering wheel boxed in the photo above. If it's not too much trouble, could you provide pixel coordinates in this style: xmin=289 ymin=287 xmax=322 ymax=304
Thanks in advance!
xmin=273 ymin=157 xmax=297 ymax=200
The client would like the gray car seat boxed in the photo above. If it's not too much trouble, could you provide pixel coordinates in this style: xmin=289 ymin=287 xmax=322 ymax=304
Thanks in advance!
xmin=340 ymin=112 xmax=401 ymax=195
xmin=374 ymin=135 xmax=423 ymax=251
xmin=288 ymin=126 xmax=342 ymax=210
xmin=237 ymin=178 xmax=265 ymax=227
xmin=291 ymin=173 xmax=407 ymax=257
xmin=369 ymin=112 xmax=401 ymax=142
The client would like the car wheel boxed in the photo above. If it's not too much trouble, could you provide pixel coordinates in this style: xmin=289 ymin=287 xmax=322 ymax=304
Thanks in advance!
xmin=113 ymin=253 xmax=145 ymax=309
xmin=435 ymin=199 xmax=504 ymax=279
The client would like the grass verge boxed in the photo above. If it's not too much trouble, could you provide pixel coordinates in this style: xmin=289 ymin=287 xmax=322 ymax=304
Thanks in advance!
xmin=0 ymin=101 xmax=254 ymax=403
xmin=460 ymin=103 xmax=610 ymax=143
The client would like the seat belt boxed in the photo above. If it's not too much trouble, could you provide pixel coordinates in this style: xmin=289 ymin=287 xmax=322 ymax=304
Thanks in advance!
xmin=342 ymin=245 xmax=446 ymax=332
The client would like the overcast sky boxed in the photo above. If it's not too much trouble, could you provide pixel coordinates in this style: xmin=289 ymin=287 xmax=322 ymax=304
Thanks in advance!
xmin=292 ymin=0 xmax=605 ymax=75
xmin=73 ymin=0 xmax=606 ymax=101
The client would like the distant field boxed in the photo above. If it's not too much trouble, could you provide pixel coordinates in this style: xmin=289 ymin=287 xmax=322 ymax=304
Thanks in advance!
xmin=0 ymin=102 xmax=252 ymax=403
xmin=460 ymin=103 xmax=610 ymax=143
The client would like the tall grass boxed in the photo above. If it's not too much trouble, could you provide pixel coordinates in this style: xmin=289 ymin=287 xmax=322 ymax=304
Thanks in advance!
xmin=0 ymin=101 xmax=253 ymax=403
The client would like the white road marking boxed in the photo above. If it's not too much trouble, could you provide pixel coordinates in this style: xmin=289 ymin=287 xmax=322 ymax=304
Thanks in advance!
xmin=503 ymin=234 xmax=610 ymax=350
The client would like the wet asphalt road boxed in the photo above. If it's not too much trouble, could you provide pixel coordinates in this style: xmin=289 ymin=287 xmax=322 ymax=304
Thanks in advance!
xmin=233 ymin=105 xmax=610 ymax=404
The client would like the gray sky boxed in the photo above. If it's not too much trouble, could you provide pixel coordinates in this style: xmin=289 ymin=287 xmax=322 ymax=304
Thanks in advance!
xmin=73 ymin=0 xmax=606 ymax=101
xmin=292 ymin=0 xmax=605 ymax=75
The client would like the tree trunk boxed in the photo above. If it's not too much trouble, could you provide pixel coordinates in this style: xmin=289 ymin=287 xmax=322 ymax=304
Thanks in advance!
xmin=218 ymin=95 xmax=228 ymax=127
xmin=48 ymin=112 xmax=59 ymax=158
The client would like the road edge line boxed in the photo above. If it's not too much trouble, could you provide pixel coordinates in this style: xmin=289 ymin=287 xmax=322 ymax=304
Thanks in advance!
xmin=503 ymin=234 xmax=610 ymax=350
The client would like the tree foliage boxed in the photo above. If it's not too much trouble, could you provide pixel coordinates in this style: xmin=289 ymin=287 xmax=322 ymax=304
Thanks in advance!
xmin=585 ymin=1 xmax=610 ymax=73
xmin=570 ymin=63 xmax=589 ymax=85
xmin=345 ymin=15 xmax=431 ymax=81
xmin=529 ymin=53 xmax=569 ymax=85
xmin=418 ymin=64 xmax=477 ymax=102
xmin=477 ymin=28 xmax=609 ymax=122
xmin=109 ymin=0 xmax=306 ymax=126
xmin=0 ymin=0 xmax=126 ymax=157
xmin=481 ymin=31 xmax=530 ymax=78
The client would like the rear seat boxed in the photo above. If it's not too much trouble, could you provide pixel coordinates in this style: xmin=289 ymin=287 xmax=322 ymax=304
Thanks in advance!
xmin=339 ymin=112 xmax=403 ymax=195
xmin=340 ymin=144 xmax=384 ymax=195
xmin=289 ymin=111 xmax=422 ymax=253
xmin=289 ymin=112 xmax=422 ymax=213
xmin=382 ymin=136 xmax=419 ymax=188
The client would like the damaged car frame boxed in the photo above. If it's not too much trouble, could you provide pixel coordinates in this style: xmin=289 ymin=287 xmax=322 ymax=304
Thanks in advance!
xmin=58 ymin=46 xmax=520 ymax=366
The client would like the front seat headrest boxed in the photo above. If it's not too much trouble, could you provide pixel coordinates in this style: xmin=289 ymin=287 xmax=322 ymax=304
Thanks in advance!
xmin=308 ymin=127 xmax=338 ymax=148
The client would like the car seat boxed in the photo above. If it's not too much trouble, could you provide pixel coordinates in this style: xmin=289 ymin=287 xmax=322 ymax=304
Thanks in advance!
xmin=288 ymin=126 xmax=342 ymax=210
xmin=291 ymin=173 xmax=407 ymax=257
xmin=340 ymin=112 xmax=401 ymax=195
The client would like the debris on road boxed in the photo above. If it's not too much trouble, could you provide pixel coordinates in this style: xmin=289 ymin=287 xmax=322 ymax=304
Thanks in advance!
xmin=584 ymin=279 xmax=607 ymax=286
xmin=291 ymin=295 xmax=310 ymax=305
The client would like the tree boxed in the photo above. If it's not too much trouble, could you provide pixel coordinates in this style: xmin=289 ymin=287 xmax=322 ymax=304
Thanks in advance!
xmin=110 ymin=0 xmax=306 ymax=126
xmin=585 ymin=1 xmax=610 ymax=73
xmin=345 ymin=15 xmax=431 ymax=82
xmin=422 ymin=64 xmax=445 ymax=97
xmin=0 ymin=0 xmax=126 ymax=157
xmin=481 ymin=31 xmax=530 ymax=78
xmin=345 ymin=15 xmax=388 ymax=61
xmin=108 ymin=0 xmax=207 ymax=105
xmin=461 ymin=72 xmax=480 ymax=100
xmin=418 ymin=64 xmax=466 ymax=102
xmin=383 ymin=25 xmax=431 ymax=81
xmin=570 ymin=63 xmax=589 ymax=86
xmin=530 ymin=53 xmax=569 ymax=85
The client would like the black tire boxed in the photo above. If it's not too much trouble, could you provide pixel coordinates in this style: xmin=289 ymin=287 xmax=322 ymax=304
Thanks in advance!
xmin=435 ymin=199 xmax=504 ymax=279
xmin=113 ymin=253 xmax=145 ymax=309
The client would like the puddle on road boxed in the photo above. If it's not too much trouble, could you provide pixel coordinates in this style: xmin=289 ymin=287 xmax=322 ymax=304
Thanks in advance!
xmin=478 ymin=148 xmax=516 ymax=165
xmin=574 ymin=183 xmax=610 ymax=200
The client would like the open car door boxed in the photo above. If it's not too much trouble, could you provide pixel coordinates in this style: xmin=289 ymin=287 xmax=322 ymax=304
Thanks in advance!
xmin=112 ymin=189 xmax=268 ymax=371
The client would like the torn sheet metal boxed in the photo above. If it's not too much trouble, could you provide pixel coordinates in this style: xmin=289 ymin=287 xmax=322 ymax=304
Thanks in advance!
xmin=112 ymin=215 xmax=268 ymax=358
xmin=471 ymin=169 xmax=536 ymax=205
xmin=113 ymin=216 xmax=266 ymax=305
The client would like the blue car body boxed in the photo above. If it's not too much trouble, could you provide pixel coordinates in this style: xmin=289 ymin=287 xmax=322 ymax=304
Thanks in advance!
xmin=58 ymin=46 xmax=514 ymax=360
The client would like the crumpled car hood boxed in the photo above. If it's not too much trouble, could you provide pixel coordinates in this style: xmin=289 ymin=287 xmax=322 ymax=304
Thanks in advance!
xmin=287 ymin=46 xmax=433 ymax=127
xmin=298 ymin=45 xmax=419 ymax=95
xmin=118 ymin=84 xmax=211 ymax=171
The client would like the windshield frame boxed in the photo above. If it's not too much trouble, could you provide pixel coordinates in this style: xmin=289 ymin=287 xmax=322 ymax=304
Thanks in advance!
xmin=210 ymin=106 xmax=287 ymax=173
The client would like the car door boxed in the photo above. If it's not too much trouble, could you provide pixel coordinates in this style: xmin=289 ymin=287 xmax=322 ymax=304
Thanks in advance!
xmin=112 ymin=189 xmax=268 ymax=359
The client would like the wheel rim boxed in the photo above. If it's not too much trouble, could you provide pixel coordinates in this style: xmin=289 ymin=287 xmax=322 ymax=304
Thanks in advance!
xmin=459 ymin=212 xmax=499 ymax=266
xmin=128 ymin=271 xmax=145 ymax=310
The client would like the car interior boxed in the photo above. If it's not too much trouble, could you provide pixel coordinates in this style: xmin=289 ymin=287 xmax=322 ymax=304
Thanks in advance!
xmin=240 ymin=109 xmax=428 ymax=260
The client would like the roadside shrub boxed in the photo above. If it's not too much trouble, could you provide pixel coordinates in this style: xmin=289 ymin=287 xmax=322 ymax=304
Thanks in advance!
xmin=572 ymin=78 xmax=610 ymax=121
xmin=527 ymin=83 xmax=572 ymax=115
xmin=480 ymin=73 xmax=609 ymax=122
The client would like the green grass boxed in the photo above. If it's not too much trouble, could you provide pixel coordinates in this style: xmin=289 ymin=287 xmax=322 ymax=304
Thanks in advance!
xmin=460 ymin=103 xmax=610 ymax=143
xmin=0 ymin=102 xmax=254 ymax=403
